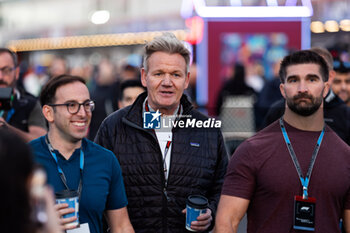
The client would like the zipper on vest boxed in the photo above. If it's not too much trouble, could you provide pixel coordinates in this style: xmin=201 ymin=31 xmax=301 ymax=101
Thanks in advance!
xmin=123 ymin=115 xmax=171 ymax=232
xmin=163 ymin=188 xmax=171 ymax=202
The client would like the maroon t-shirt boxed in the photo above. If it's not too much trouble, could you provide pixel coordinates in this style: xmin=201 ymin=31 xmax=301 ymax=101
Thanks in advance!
xmin=222 ymin=120 xmax=350 ymax=233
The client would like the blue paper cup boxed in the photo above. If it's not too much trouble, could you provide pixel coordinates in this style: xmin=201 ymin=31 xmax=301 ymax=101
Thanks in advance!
xmin=56 ymin=190 xmax=79 ymax=228
xmin=186 ymin=195 xmax=208 ymax=231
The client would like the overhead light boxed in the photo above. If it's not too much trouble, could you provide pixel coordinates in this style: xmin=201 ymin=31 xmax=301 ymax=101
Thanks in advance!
xmin=90 ymin=10 xmax=110 ymax=25
xmin=310 ymin=21 xmax=324 ymax=33
xmin=191 ymin=0 xmax=313 ymax=18
xmin=230 ymin=0 xmax=242 ymax=6
xmin=6 ymin=30 xmax=188 ymax=52
xmin=340 ymin=19 xmax=350 ymax=32
xmin=324 ymin=20 xmax=339 ymax=32
xmin=266 ymin=0 xmax=278 ymax=6
xmin=193 ymin=6 xmax=312 ymax=18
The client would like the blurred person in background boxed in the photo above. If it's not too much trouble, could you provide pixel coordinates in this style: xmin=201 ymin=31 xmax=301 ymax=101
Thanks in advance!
xmin=48 ymin=57 xmax=67 ymax=79
xmin=184 ymin=62 xmax=197 ymax=106
xmin=254 ymin=60 xmax=283 ymax=130
xmin=119 ymin=64 xmax=140 ymax=81
xmin=0 ymin=128 xmax=62 ymax=233
xmin=332 ymin=60 xmax=350 ymax=107
xmin=263 ymin=47 xmax=350 ymax=145
xmin=0 ymin=48 xmax=47 ymax=142
xmin=70 ymin=62 xmax=94 ymax=90
xmin=30 ymin=75 xmax=134 ymax=233
xmin=95 ymin=32 xmax=228 ymax=232
xmin=23 ymin=65 xmax=49 ymax=97
xmin=118 ymin=79 xmax=145 ymax=109
xmin=215 ymin=63 xmax=256 ymax=116
xmin=89 ymin=58 xmax=120 ymax=140
xmin=245 ymin=61 xmax=265 ymax=94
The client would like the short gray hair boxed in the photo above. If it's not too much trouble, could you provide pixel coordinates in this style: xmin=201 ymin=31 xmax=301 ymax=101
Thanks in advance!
xmin=143 ymin=32 xmax=191 ymax=74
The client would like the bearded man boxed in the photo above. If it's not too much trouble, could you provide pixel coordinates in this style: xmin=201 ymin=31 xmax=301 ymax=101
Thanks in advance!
xmin=214 ymin=50 xmax=350 ymax=233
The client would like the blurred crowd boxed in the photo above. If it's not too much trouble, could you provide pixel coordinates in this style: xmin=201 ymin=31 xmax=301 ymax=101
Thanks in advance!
xmin=13 ymin=53 xmax=199 ymax=140
xmin=9 ymin=47 xmax=350 ymax=147
xmin=1 ymin=33 xmax=350 ymax=232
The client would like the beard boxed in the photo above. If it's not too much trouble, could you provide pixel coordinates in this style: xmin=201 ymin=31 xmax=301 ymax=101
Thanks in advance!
xmin=0 ymin=80 xmax=9 ymax=86
xmin=0 ymin=77 xmax=16 ymax=88
xmin=286 ymin=92 xmax=323 ymax=116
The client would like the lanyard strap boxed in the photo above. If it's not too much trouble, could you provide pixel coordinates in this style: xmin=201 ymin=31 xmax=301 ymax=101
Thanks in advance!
xmin=145 ymin=100 xmax=150 ymax=112
xmin=0 ymin=108 xmax=15 ymax=122
xmin=163 ymin=140 xmax=172 ymax=187
xmin=6 ymin=108 xmax=15 ymax=122
xmin=45 ymin=135 xmax=84 ymax=196
xmin=145 ymin=100 xmax=181 ymax=187
xmin=279 ymin=118 xmax=325 ymax=199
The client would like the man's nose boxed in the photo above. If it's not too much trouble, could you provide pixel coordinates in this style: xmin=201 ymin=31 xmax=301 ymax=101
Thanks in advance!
xmin=162 ymin=74 xmax=172 ymax=86
xmin=340 ymin=81 xmax=347 ymax=90
xmin=76 ymin=104 xmax=87 ymax=116
xmin=298 ymin=80 xmax=308 ymax=92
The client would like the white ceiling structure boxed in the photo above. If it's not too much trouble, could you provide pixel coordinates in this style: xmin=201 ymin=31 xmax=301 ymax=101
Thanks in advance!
xmin=0 ymin=0 xmax=348 ymax=47
xmin=0 ymin=0 xmax=184 ymax=45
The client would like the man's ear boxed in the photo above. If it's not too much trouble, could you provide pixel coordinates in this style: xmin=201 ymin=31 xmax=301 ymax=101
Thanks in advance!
xmin=141 ymin=68 xmax=147 ymax=88
xmin=184 ymin=72 xmax=190 ymax=89
xmin=323 ymin=81 xmax=330 ymax=98
xmin=42 ymin=105 xmax=54 ymax=123
xmin=328 ymin=70 xmax=336 ymax=83
xmin=279 ymin=83 xmax=286 ymax=99
xmin=15 ymin=66 xmax=20 ymax=81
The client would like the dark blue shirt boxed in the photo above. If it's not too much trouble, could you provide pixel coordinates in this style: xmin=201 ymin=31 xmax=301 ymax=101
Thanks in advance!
xmin=29 ymin=136 xmax=128 ymax=233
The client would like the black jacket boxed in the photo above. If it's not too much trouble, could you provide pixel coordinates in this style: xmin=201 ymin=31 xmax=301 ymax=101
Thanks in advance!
xmin=3 ymin=89 xmax=40 ymax=132
xmin=263 ymin=91 xmax=350 ymax=145
xmin=95 ymin=92 xmax=228 ymax=233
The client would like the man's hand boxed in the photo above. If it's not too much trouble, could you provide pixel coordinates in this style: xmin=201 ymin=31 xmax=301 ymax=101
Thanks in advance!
xmin=0 ymin=117 xmax=7 ymax=127
xmin=182 ymin=208 xmax=212 ymax=232
xmin=54 ymin=203 xmax=78 ymax=230
xmin=41 ymin=187 xmax=63 ymax=233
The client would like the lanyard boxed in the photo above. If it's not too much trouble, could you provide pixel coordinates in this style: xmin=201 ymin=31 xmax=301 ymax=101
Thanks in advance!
xmin=279 ymin=118 xmax=325 ymax=199
xmin=6 ymin=108 xmax=15 ymax=122
xmin=0 ymin=108 xmax=15 ymax=122
xmin=144 ymin=100 xmax=150 ymax=112
xmin=45 ymin=135 xmax=84 ymax=196
xmin=145 ymin=100 xmax=180 ymax=187
xmin=163 ymin=140 xmax=172 ymax=186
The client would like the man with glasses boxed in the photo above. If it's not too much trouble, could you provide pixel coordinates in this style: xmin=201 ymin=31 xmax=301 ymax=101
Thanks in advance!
xmin=30 ymin=75 xmax=134 ymax=233
xmin=0 ymin=48 xmax=46 ymax=142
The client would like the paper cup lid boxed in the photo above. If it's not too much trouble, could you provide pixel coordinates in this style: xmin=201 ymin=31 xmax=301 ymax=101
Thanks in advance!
xmin=187 ymin=195 xmax=208 ymax=209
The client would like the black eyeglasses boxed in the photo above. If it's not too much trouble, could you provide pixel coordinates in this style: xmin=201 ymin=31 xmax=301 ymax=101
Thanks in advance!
xmin=48 ymin=100 xmax=95 ymax=114
xmin=0 ymin=67 xmax=15 ymax=76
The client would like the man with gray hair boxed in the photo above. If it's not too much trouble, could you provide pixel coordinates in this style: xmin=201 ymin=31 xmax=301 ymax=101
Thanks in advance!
xmin=95 ymin=32 xmax=228 ymax=232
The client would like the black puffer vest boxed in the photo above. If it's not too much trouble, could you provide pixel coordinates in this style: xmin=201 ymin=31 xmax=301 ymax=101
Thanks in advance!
xmin=95 ymin=93 xmax=228 ymax=233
